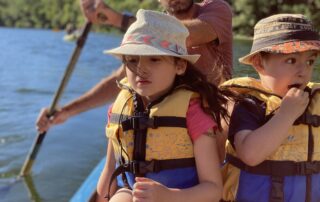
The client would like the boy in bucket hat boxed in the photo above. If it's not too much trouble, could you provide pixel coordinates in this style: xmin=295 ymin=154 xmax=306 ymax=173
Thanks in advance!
xmin=221 ymin=14 xmax=320 ymax=202
xmin=96 ymin=9 xmax=232 ymax=202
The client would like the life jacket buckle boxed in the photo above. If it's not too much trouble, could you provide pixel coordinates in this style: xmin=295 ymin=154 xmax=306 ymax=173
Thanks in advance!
xmin=132 ymin=116 xmax=146 ymax=130
xmin=148 ymin=117 xmax=156 ymax=129
xmin=127 ymin=161 xmax=139 ymax=174
xmin=297 ymin=162 xmax=320 ymax=175
xmin=307 ymin=114 xmax=320 ymax=127
xmin=128 ymin=160 xmax=156 ymax=175
xmin=132 ymin=116 xmax=156 ymax=130
xmin=295 ymin=113 xmax=320 ymax=127
xmin=139 ymin=160 xmax=156 ymax=173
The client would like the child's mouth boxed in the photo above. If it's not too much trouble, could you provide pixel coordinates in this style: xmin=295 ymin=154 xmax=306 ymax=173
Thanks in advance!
xmin=287 ymin=83 xmax=302 ymax=89
xmin=137 ymin=80 xmax=151 ymax=85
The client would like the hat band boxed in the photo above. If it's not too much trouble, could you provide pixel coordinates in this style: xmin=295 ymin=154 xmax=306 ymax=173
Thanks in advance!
xmin=251 ymin=30 xmax=320 ymax=53
xmin=121 ymin=34 xmax=187 ymax=55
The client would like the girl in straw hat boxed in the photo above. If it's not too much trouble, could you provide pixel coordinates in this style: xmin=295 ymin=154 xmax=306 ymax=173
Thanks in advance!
xmin=221 ymin=14 xmax=320 ymax=202
xmin=97 ymin=9 xmax=233 ymax=202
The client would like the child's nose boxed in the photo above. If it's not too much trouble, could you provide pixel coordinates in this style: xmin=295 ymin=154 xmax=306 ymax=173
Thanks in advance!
xmin=136 ymin=61 xmax=149 ymax=77
xmin=296 ymin=63 xmax=307 ymax=77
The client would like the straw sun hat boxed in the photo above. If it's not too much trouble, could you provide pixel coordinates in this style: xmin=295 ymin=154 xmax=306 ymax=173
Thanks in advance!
xmin=105 ymin=9 xmax=200 ymax=64
xmin=239 ymin=14 xmax=320 ymax=65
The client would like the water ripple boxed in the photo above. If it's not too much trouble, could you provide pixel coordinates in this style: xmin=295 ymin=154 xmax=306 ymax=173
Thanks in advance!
xmin=0 ymin=134 xmax=24 ymax=146
xmin=15 ymin=88 xmax=53 ymax=95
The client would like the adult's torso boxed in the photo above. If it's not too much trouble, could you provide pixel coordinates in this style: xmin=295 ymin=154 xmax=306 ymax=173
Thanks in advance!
xmin=189 ymin=0 xmax=233 ymax=85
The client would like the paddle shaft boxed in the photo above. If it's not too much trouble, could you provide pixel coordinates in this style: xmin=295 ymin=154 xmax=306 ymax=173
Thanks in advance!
xmin=20 ymin=21 xmax=92 ymax=176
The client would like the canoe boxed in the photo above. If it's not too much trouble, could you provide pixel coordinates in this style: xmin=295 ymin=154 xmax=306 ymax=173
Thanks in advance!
xmin=70 ymin=158 xmax=105 ymax=202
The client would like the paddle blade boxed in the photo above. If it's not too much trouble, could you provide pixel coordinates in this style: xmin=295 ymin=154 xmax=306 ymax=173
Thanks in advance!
xmin=19 ymin=132 xmax=46 ymax=176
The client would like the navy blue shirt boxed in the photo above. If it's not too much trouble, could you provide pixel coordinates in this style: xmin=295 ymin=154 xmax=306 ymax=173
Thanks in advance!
xmin=228 ymin=96 xmax=267 ymax=146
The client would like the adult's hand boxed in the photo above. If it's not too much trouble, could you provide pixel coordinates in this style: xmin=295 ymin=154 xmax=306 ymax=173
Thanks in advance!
xmin=80 ymin=0 xmax=122 ymax=27
xmin=36 ymin=107 xmax=70 ymax=133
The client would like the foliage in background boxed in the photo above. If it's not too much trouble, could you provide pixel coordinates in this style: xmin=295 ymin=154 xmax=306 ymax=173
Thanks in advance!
xmin=230 ymin=0 xmax=320 ymax=37
xmin=0 ymin=0 xmax=82 ymax=29
xmin=0 ymin=0 xmax=160 ymax=31
xmin=0 ymin=0 xmax=319 ymax=36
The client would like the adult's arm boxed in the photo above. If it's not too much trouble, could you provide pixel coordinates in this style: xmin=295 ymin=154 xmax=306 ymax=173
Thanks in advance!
xmin=36 ymin=66 xmax=125 ymax=133
xmin=183 ymin=19 xmax=217 ymax=47
xmin=183 ymin=0 xmax=232 ymax=47
xmin=80 ymin=0 xmax=136 ymax=30
xmin=62 ymin=66 xmax=125 ymax=117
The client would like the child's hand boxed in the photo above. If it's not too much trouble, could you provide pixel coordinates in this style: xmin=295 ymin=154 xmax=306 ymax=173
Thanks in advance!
xmin=279 ymin=87 xmax=309 ymax=121
xmin=132 ymin=177 xmax=169 ymax=202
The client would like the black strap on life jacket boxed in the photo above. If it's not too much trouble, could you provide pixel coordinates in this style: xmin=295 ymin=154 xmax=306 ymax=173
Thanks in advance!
xmin=105 ymin=158 xmax=196 ymax=199
xmin=105 ymin=92 xmax=148 ymax=199
xmin=294 ymin=113 xmax=320 ymax=127
xmin=306 ymin=123 xmax=314 ymax=202
xmin=270 ymin=176 xmax=284 ymax=202
xmin=226 ymin=154 xmax=320 ymax=176
xmin=132 ymin=93 xmax=148 ymax=168
xmin=121 ymin=116 xmax=187 ymax=131
xmin=115 ymin=158 xmax=196 ymax=179
xmin=109 ymin=112 xmax=187 ymax=131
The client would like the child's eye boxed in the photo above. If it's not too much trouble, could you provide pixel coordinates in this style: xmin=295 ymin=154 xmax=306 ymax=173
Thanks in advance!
xmin=150 ymin=57 xmax=161 ymax=62
xmin=306 ymin=59 xmax=315 ymax=66
xmin=285 ymin=58 xmax=296 ymax=64
xmin=127 ymin=57 xmax=138 ymax=63
xmin=124 ymin=57 xmax=139 ymax=65
xmin=128 ymin=58 xmax=138 ymax=63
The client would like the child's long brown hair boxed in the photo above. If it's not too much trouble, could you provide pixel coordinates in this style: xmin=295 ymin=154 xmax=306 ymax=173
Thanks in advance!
xmin=174 ymin=59 xmax=234 ymax=130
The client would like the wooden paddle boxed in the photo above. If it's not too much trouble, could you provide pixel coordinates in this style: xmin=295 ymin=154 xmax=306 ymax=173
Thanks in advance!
xmin=23 ymin=175 xmax=41 ymax=201
xmin=19 ymin=21 xmax=92 ymax=176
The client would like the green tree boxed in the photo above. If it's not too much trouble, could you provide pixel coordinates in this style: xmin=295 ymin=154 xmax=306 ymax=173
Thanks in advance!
xmin=230 ymin=0 xmax=320 ymax=36
xmin=1 ymin=0 xmax=319 ymax=37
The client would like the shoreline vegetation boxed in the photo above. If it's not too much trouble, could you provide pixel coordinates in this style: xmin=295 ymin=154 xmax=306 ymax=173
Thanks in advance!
xmin=233 ymin=35 xmax=252 ymax=41
xmin=0 ymin=25 xmax=254 ymax=42
xmin=0 ymin=0 xmax=319 ymax=36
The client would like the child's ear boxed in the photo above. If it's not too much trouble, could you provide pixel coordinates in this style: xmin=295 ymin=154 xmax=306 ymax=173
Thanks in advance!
xmin=251 ymin=53 xmax=265 ymax=74
xmin=176 ymin=59 xmax=187 ymax=75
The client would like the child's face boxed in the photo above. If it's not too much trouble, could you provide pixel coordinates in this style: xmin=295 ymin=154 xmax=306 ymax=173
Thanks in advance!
xmin=158 ymin=0 xmax=194 ymax=14
xmin=123 ymin=55 xmax=186 ymax=102
xmin=258 ymin=50 xmax=318 ymax=97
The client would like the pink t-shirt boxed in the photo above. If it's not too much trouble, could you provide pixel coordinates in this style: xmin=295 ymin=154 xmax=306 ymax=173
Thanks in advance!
xmin=188 ymin=0 xmax=233 ymax=85
xmin=107 ymin=99 xmax=217 ymax=142
xmin=186 ymin=99 xmax=217 ymax=142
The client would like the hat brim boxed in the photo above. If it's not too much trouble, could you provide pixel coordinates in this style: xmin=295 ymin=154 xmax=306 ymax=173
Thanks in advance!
xmin=239 ymin=40 xmax=320 ymax=65
xmin=104 ymin=43 xmax=200 ymax=64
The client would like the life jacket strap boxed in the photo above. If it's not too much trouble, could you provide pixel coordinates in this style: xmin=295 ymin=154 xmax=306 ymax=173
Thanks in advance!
xmin=105 ymin=158 xmax=195 ymax=199
xmin=226 ymin=154 xmax=320 ymax=176
xmin=121 ymin=116 xmax=187 ymax=131
xmin=270 ymin=176 xmax=284 ymax=202
xmin=109 ymin=113 xmax=187 ymax=130
xmin=123 ymin=158 xmax=196 ymax=175
xmin=294 ymin=113 xmax=320 ymax=127
xmin=105 ymin=163 xmax=129 ymax=200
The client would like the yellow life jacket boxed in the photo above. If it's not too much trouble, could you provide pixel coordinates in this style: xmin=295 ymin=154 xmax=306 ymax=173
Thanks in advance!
xmin=220 ymin=77 xmax=320 ymax=202
xmin=106 ymin=79 xmax=198 ymax=176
